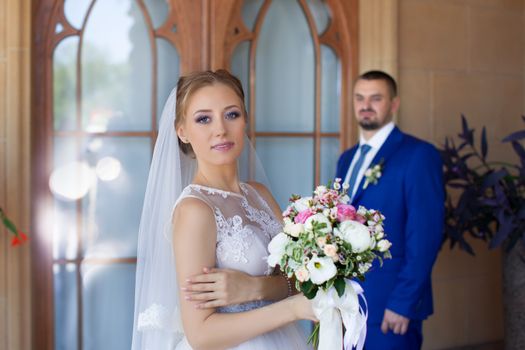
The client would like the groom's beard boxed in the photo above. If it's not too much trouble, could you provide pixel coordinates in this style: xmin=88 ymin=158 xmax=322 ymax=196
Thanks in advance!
xmin=358 ymin=110 xmax=392 ymax=130
xmin=358 ymin=109 xmax=381 ymax=130
xmin=359 ymin=119 xmax=380 ymax=130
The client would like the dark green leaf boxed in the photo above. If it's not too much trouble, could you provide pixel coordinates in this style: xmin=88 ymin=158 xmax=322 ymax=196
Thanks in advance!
xmin=300 ymin=280 xmax=316 ymax=299
xmin=334 ymin=278 xmax=346 ymax=297
xmin=481 ymin=127 xmax=488 ymax=160
xmin=502 ymin=130 xmax=525 ymax=143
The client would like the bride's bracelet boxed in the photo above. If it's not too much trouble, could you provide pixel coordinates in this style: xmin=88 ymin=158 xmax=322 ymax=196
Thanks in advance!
xmin=280 ymin=271 xmax=293 ymax=297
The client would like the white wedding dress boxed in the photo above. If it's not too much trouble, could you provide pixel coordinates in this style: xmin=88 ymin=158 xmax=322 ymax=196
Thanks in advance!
xmin=174 ymin=182 xmax=311 ymax=350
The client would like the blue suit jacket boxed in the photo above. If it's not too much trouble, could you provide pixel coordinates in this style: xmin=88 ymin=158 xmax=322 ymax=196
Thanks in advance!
xmin=336 ymin=127 xmax=444 ymax=325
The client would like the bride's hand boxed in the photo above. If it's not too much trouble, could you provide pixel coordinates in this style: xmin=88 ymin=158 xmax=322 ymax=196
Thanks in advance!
xmin=183 ymin=267 xmax=256 ymax=308
xmin=287 ymin=294 xmax=318 ymax=322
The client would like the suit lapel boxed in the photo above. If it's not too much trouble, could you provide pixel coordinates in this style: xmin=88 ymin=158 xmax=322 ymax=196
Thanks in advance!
xmin=352 ymin=127 xmax=404 ymax=204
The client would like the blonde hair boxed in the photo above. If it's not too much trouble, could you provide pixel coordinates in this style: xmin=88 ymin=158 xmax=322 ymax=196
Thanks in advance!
xmin=175 ymin=69 xmax=247 ymax=155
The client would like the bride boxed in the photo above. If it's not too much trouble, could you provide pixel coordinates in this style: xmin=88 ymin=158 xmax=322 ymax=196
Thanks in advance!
xmin=132 ymin=69 xmax=315 ymax=349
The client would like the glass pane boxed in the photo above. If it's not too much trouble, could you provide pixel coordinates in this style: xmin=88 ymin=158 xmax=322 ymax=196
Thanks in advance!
xmin=52 ymin=137 xmax=79 ymax=259
xmin=54 ymin=37 xmax=78 ymax=131
xmin=321 ymin=137 xmax=340 ymax=186
xmin=144 ymin=0 xmax=169 ymax=29
xmin=54 ymin=264 xmax=78 ymax=350
xmin=82 ymin=0 xmax=152 ymax=132
xmin=256 ymin=137 xmax=314 ymax=208
xmin=82 ymin=137 xmax=150 ymax=258
xmin=242 ymin=0 xmax=265 ymax=31
xmin=82 ymin=263 xmax=135 ymax=350
xmin=255 ymin=1 xmax=315 ymax=132
xmin=306 ymin=0 xmax=330 ymax=34
xmin=321 ymin=45 xmax=341 ymax=132
xmin=157 ymin=38 xmax=180 ymax=130
xmin=230 ymin=41 xmax=250 ymax=117
xmin=64 ymin=0 xmax=92 ymax=30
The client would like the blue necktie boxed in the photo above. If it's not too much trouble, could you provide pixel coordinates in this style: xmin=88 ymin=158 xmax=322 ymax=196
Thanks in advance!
xmin=346 ymin=144 xmax=372 ymax=196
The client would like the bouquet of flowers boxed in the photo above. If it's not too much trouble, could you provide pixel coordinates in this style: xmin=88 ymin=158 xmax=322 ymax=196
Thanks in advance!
xmin=267 ymin=178 xmax=392 ymax=350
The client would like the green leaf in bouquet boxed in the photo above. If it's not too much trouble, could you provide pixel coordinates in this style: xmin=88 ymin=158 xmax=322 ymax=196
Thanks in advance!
xmin=334 ymin=277 xmax=346 ymax=297
xmin=289 ymin=194 xmax=301 ymax=202
xmin=292 ymin=247 xmax=302 ymax=261
xmin=300 ymin=280 xmax=318 ymax=300
xmin=325 ymin=278 xmax=334 ymax=290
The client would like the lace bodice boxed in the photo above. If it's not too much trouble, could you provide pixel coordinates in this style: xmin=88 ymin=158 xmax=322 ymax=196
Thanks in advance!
xmin=176 ymin=183 xmax=282 ymax=312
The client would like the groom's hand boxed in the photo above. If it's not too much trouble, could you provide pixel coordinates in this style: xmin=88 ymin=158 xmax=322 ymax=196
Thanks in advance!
xmin=381 ymin=309 xmax=409 ymax=335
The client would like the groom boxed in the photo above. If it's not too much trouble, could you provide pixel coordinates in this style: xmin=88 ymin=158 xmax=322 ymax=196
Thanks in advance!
xmin=336 ymin=71 xmax=444 ymax=349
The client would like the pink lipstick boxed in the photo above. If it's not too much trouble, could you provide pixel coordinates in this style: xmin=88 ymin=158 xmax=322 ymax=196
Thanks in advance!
xmin=212 ymin=142 xmax=234 ymax=152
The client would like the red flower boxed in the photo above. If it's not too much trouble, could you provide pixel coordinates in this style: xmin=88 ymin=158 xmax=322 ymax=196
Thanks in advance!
xmin=11 ymin=231 xmax=28 ymax=247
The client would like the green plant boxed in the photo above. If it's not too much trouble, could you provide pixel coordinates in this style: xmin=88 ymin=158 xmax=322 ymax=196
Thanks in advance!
xmin=439 ymin=115 xmax=525 ymax=255
xmin=0 ymin=207 xmax=28 ymax=246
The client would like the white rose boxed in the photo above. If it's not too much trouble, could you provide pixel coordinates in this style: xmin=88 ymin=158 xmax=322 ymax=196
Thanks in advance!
xmin=337 ymin=220 xmax=372 ymax=253
xmin=304 ymin=213 xmax=332 ymax=234
xmin=284 ymin=222 xmax=304 ymax=238
xmin=295 ymin=266 xmax=310 ymax=282
xmin=307 ymin=256 xmax=337 ymax=285
xmin=267 ymin=232 xmax=291 ymax=267
xmin=377 ymin=239 xmax=392 ymax=252
xmin=283 ymin=217 xmax=293 ymax=226
xmin=293 ymin=197 xmax=312 ymax=212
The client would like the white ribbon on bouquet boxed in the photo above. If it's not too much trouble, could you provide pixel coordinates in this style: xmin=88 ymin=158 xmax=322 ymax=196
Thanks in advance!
xmin=312 ymin=280 xmax=367 ymax=350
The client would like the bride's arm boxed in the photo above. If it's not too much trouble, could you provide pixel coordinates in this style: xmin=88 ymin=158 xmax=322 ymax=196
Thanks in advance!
xmin=183 ymin=267 xmax=289 ymax=308
xmin=173 ymin=198 xmax=313 ymax=350
xmin=182 ymin=181 xmax=292 ymax=308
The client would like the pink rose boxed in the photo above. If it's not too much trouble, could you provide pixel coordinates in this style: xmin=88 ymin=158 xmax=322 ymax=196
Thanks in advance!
xmin=295 ymin=209 xmax=315 ymax=224
xmin=336 ymin=204 xmax=356 ymax=222
xmin=355 ymin=214 xmax=366 ymax=224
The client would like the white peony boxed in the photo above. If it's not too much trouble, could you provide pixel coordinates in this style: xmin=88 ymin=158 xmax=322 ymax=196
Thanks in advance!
xmin=307 ymin=256 xmax=337 ymax=285
xmin=304 ymin=213 xmax=332 ymax=234
xmin=293 ymin=197 xmax=312 ymax=212
xmin=377 ymin=239 xmax=392 ymax=252
xmin=267 ymin=232 xmax=291 ymax=267
xmin=337 ymin=220 xmax=372 ymax=253
xmin=283 ymin=222 xmax=304 ymax=238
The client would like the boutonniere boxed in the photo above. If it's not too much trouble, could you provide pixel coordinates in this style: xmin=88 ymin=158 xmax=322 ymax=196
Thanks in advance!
xmin=363 ymin=160 xmax=384 ymax=189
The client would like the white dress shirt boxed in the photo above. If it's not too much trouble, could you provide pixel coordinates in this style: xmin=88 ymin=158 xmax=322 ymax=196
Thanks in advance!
xmin=344 ymin=121 xmax=395 ymax=199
